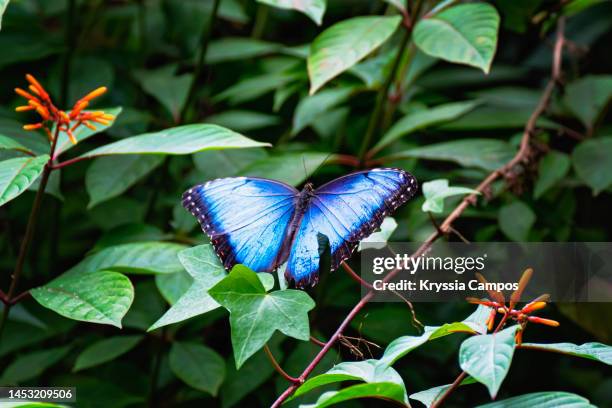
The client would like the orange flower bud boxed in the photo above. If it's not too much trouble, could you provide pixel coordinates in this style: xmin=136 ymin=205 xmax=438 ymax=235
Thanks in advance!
xmin=44 ymin=127 xmax=54 ymax=142
xmin=23 ymin=123 xmax=43 ymax=130
xmin=515 ymin=329 xmax=523 ymax=345
xmin=486 ymin=309 xmax=496 ymax=331
xmin=25 ymin=74 xmax=48 ymax=98
xmin=83 ymin=121 xmax=97 ymax=131
xmin=15 ymin=88 xmax=39 ymax=102
xmin=521 ymin=301 xmax=546 ymax=314
xmin=66 ymin=129 xmax=77 ymax=145
xmin=80 ymin=86 xmax=107 ymax=102
xmin=528 ymin=316 xmax=559 ymax=327
xmin=60 ymin=111 xmax=71 ymax=123
xmin=70 ymin=101 xmax=89 ymax=118
xmin=15 ymin=106 xmax=35 ymax=112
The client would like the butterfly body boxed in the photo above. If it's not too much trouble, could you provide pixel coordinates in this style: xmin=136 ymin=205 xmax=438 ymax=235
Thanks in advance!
xmin=183 ymin=168 xmax=417 ymax=287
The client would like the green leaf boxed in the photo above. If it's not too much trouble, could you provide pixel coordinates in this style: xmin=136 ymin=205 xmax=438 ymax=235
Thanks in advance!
xmin=308 ymin=15 xmax=401 ymax=94
xmin=293 ymin=88 xmax=354 ymax=135
xmin=520 ymin=342 xmax=612 ymax=365
xmin=137 ymin=65 xmax=192 ymax=122
xmin=534 ymin=151 xmax=571 ymax=199
xmin=206 ymin=38 xmax=281 ymax=64
xmin=79 ymin=124 xmax=269 ymax=158
xmin=563 ymin=75 xmax=612 ymax=130
xmin=294 ymin=359 xmax=407 ymax=401
xmin=239 ymin=152 xmax=331 ymax=186
xmin=215 ymin=72 xmax=297 ymax=105
xmin=438 ymin=106 xmax=558 ymax=131
xmin=301 ymin=382 xmax=407 ymax=408
xmin=86 ymin=155 xmax=164 ymax=208
xmin=54 ymin=107 xmax=122 ymax=157
xmin=31 ymin=271 xmax=134 ymax=328
xmin=169 ymin=342 xmax=226 ymax=396
xmin=209 ymin=266 xmax=315 ymax=368
xmin=393 ymin=139 xmax=513 ymax=171
xmin=0 ymin=0 xmax=9 ymax=30
xmin=67 ymin=242 xmax=187 ymax=276
xmin=0 ymin=134 xmax=32 ymax=154
xmin=498 ymin=201 xmax=535 ymax=241
xmin=358 ymin=217 xmax=397 ymax=251
xmin=374 ymin=101 xmax=479 ymax=152
xmin=459 ymin=325 xmax=519 ymax=398
xmin=193 ymin=148 xmax=268 ymax=179
xmin=155 ymin=270 xmax=193 ymax=305
xmin=257 ymin=0 xmax=325 ymax=25
xmin=1 ymin=346 xmax=71 ymax=384
xmin=414 ymin=3 xmax=500 ymax=73
xmin=380 ymin=305 xmax=490 ymax=366
xmin=572 ymin=137 xmax=612 ymax=195
xmin=73 ymin=335 xmax=143 ymax=372
xmin=0 ymin=155 xmax=49 ymax=207
xmin=207 ymin=110 xmax=280 ymax=132
xmin=476 ymin=391 xmax=596 ymax=408
xmin=384 ymin=0 xmax=406 ymax=13
xmin=422 ymin=179 xmax=479 ymax=213
xmin=410 ymin=377 xmax=477 ymax=407
xmin=149 ymin=245 xmax=226 ymax=331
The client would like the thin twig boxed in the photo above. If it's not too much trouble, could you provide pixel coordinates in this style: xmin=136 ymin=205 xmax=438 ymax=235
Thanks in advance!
xmin=264 ymin=344 xmax=301 ymax=384
xmin=271 ymin=16 xmax=567 ymax=408
xmin=341 ymin=262 xmax=373 ymax=289
xmin=310 ymin=336 xmax=327 ymax=348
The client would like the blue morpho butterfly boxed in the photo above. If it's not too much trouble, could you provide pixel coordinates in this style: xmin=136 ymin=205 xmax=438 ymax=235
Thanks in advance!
xmin=183 ymin=168 xmax=417 ymax=288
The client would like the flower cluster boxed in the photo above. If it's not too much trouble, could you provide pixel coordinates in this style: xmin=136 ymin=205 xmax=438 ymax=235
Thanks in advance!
xmin=15 ymin=74 xmax=114 ymax=145
xmin=467 ymin=268 xmax=559 ymax=344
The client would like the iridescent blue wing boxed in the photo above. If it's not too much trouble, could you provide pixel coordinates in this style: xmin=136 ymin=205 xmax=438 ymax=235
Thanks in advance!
xmin=183 ymin=177 xmax=299 ymax=272
xmin=285 ymin=168 xmax=417 ymax=287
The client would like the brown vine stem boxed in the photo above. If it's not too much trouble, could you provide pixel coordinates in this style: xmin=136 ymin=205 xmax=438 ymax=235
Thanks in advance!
xmin=0 ymin=125 xmax=61 ymax=339
xmin=271 ymin=16 xmax=566 ymax=408
xmin=264 ymin=344 xmax=301 ymax=384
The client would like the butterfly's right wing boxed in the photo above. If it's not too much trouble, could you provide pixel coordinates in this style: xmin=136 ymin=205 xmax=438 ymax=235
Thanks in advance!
xmin=183 ymin=177 xmax=299 ymax=272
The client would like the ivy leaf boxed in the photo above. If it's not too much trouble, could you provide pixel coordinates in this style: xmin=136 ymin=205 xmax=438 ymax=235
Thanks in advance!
xmin=301 ymin=383 xmax=407 ymax=408
xmin=380 ymin=305 xmax=490 ymax=366
xmin=209 ymin=265 xmax=315 ymax=368
xmin=169 ymin=342 xmax=226 ymax=396
xmin=0 ymin=155 xmax=49 ymax=207
xmin=86 ymin=155 xmax=164 ymax=208
xmin=148 ymin=245 xmax=226 ymax=331
xmin=422 ymin=179 xmax=479 ymax=213
xmin=373 ymin=100 xmax=479 ymax=153
xmin=498 ymin=201 xmax=535 ymax=241
xmin=256 ymin=0 xmax=326 ymax=25
xmin=308 ymin=15 xmax=401 ymax=94
xmin=410 ymin=377 xmax=477 ymax=407
xmin=459 ymin=325 xmax=519 ymax=398
xmin=476 ymin=391 xmax=596 ymax=408
xmin=563 ymin=75 xmax=612 ymax=130
xmin=358 ymin=217 xmax=397 ymax=251
xmin=73 ymin=335 xmax=143 ymax=372
xmin=520 ymin=342 xmax=612 ymax=365
xmin=66 ymin=242 xmax=187 ymax=276
xmin=78 ymin=124 xmax=269 ymax=158
xmin=394 ymin=139 xmax=514 ymax=172
xmin=572 ymin=137 xmax=612 ymax=195
xmin=414 ymin=3 xmax=500 ymax=73
xmin=534 ymin=151 xmax=571 ymax=199
xmin=31 ymin=271 xmax=134 ymax=328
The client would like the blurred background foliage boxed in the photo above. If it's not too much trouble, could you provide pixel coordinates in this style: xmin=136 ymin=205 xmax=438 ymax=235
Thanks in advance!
xmin=1 ymin=0 xmax=612 ymax=407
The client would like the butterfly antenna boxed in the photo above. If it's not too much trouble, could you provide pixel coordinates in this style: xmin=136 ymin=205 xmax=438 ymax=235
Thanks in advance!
xmin=307 ymin=152 xmax=335 ymax=180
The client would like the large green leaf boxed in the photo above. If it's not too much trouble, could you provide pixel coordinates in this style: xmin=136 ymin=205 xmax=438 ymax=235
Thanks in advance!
xmin=73 ymin=335 xmax=143 ymax=371
xmin=0 ymin=134 xmax=32 ymax=154
xmin=0 ymin=154 xmax=48 ymax=207
xmin=534 ymin=151 xmax=570 ymax=199
xmin=410 ymin=377 xmax=477 ymax=407
xmin=421 ymin=179 xmax=479 ymax=213
xmin=380 ymin=305 xmax=490 ymax=366
xmin=459 ymin=325 xmax=519 ymax=398
xmin=31 ymin=271 xmax=134 ymax=328
xmin=392 ymin=139 xmax=513 ymax=171
xmin=206 ymin=110 xmax=280 ymax=132
xmin=67 ymin=242 xmax=187 ymax=276
xmin=169 ymin=342 xmax=226 ymax=396
xmin=206 ymin=38 xmax=281 ymax=64
xmin=79 ymin=124 xmax=269 ymax=157
xmin=86 ymin=155 xmax=164 ymax=208
xmin=193 ymin=148 xmax=268 ymax=179
xmin=308 ymin=15 xmax=401 ymax=94
xmin=239 ymin=152 xmax=330 ymax=186
xmin=0 ymin=0 xmax=9 ymax=30
xmin=414 ymin=3 xmax=500 ymax=73
xmin=476 ymin=391 xmax=596 ymax=408
xmin=209 ymin=266 xmax=315 ymax=368
xmin=54 ymin=107 xmax=122 ymax=157
xmin=572 ymin=137 xmax=612 ymax=195
xmin=257 ymin=0 xmax=326 ymax=25
xmin=374 ymin=100 xmax=479 ymax=152
xmin=293 ymin=88 xmax=354 ymax=135
xmin=149 ymin=245 xmax=226 ymax=331
xmin=1 ymin=346 xmax=71 ymax=384
xmin=563 ymin=75 xmax=612 ymax=130
xmin=301 ymin=382 xmax=407 ymax=408
xmin=520 ymin=342 xmax=612 ymax=365
xmin=137 ymin=65 xmax=192 ymax=122
xmin=498 ymin=201 xmax=535 ymax=241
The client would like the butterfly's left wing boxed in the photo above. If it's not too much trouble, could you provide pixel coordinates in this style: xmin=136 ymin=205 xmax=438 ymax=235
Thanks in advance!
xmin=285 ymin=168 xmax=417 ymax=287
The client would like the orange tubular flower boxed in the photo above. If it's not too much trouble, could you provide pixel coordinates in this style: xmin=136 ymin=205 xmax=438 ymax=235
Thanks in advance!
xmin=527 ymin=316 xmax=560 ymax=327
xmin=15 ymin=74 xmax=113 ymax=147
